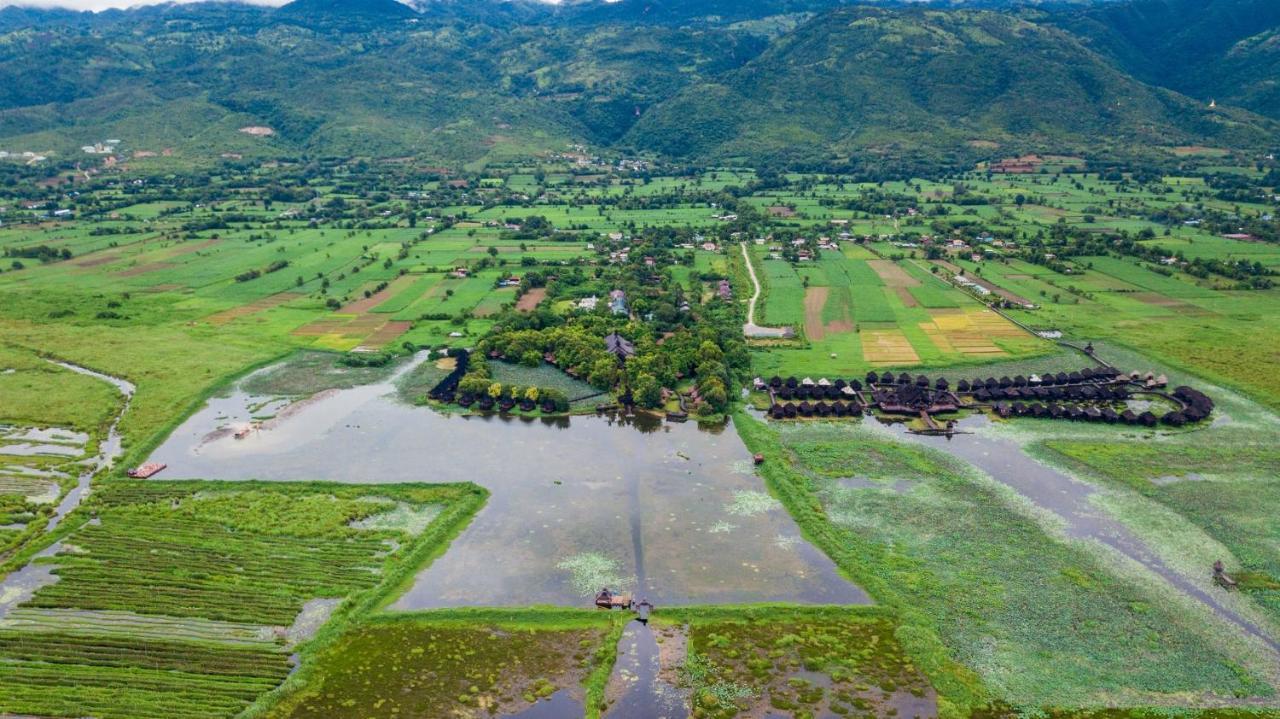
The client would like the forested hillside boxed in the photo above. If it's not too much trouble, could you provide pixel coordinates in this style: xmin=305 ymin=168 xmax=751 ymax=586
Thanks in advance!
xmin=0 ymin=0 xmax=1274 ymax=167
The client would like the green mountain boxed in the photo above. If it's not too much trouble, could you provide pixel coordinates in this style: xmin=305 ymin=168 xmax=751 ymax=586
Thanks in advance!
xmin=1049 ymin=0 xmax=1280 ymax=119
xmin=0 ymin=0 xmax=1273 ymax=167
xmin=623 ymin=6 xmax=1275 ymax=165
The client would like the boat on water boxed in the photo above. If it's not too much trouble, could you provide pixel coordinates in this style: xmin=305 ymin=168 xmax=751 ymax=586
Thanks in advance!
xmin=127 ymin=462 xmax=166 ymax=479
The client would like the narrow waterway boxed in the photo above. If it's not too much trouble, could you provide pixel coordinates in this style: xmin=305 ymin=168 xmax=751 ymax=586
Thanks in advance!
xmin=0 ymin=360 xmax=134 ymax=619
xmin=44 ymin=359 xmax=135 ymax=531
xmin=887 ymin=415 xmax=1280 ymax=656
xmin=603 ymin=620 xmax=688 ymax=719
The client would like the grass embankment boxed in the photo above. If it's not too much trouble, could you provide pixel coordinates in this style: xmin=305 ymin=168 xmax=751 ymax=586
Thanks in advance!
xmin=0 ymin=480 xmax=487 ymax=719
xmin=732 ymin=412 xmax=1275 ymax=711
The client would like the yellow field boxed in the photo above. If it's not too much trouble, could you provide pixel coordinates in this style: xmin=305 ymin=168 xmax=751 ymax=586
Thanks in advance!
xmin=919 ymin=308 xmax=1025 ymax=357
xmin=861 ymin=329 xmax=920 ymax=365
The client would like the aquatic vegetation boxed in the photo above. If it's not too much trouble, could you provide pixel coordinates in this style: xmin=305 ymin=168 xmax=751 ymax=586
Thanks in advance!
xmin=773 ymin=534 xmax=800 ymax=551
xmin=673 ymin=609 xmax=934 ymax=719
xmin=558 ymin=552 xmax=631 ymax=597
xmin=678 ymin=651 xmax=756 ymax=714
xmin=349 ymin=500 xmax=443 ymax=535
xmin=734 ymin=412 xmax=1276 ymax=711
xmin=725 ymin=490 xmax=781 ymax=517
xmin=240 ymin=351 xmax=406 ymax=397
xmin=264 ymin=615 xmax=614 ymax=719
xmin=708 ymin=521 xmax=737 ymax=534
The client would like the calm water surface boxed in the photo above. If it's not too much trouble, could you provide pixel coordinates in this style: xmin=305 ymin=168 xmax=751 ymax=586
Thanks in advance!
xmin=147 ymin=356 xmax=867 ymax=608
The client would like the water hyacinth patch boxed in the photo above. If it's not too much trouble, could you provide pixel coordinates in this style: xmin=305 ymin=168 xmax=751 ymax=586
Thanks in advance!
xmin=725 ymin=490 xmax=781 ymax=517
xmin=557 ymin=552 xmax=631 ymax=597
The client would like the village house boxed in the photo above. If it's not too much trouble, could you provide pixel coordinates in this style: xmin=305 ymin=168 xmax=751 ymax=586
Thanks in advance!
xmin=609 ymin=289 xmax=628 ymax=315
xmin=577 ymin=296 xmax=599 ymax=311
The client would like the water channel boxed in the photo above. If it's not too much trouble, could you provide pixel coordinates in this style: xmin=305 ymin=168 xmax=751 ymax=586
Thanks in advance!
xmin=886 ymin=414 xmax=1280 ymax=656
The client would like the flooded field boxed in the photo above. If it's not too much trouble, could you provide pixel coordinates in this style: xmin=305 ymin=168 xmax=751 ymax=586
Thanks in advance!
xmin=887 ymin=415 xmax=1280 ymax=656
xmin=147 ymin=355 xmax=866 ymax=608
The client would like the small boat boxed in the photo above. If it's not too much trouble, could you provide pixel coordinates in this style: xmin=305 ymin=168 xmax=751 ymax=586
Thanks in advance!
xmin=594 ymin=589 xmax=632 ymax=610
xmin=233 ymin=427 xmax=251 ymax=440
xmin=127 ymin=462 xmax=167 ymax=479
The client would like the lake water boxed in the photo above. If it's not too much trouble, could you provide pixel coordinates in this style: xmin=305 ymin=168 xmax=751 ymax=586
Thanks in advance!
xmin=147 ymin=355 xmax=868 ymax=608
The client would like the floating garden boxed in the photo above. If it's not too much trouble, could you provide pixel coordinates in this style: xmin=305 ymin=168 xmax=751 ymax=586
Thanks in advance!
xmin=0 ymin=480 xmax=486 ymax=719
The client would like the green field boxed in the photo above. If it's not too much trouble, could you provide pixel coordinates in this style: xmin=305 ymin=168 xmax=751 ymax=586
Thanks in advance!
xmin=0 ymin=159 xmax=1278 ymax=719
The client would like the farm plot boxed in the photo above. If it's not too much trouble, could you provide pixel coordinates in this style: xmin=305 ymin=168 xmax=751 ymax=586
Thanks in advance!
xmin=845 ymin=260 xmax=897 ymax=324
xmin=918 ymin=308 xmax=1029 ymax=358
xmin=204 ymin=292 xmax=304 ymax=326
xmin=0 ymin=480 xmax=484 ymax=719
xmin=760 ymin=257 xmax=807 ymax=327
xmin=867 ymin=259 xmax=920 ymax=307
xmin=1083 ymin=256 xmax=1219 ymax=301
xmin=860 ymin=328 xmax=920 ymax=365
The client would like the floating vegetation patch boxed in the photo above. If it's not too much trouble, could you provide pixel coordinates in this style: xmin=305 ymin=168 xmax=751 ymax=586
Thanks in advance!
xmin=773 ymin=534 xmax=800 ymax=551
xmin=725 ymin=490 xmax=781 ymax=517
xmin=557 ymin=552 xmax=630 ymax=597
xmin=708 ymin=521 xmax=737 ymax=534
xmin=241 ymin=351 xmax=402 ymax=397
xmin=349 ymin=500 xmax=443 ymax=535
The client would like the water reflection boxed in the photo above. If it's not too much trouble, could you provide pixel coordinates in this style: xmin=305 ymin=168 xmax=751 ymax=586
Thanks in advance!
xmin=147 ymin=357 xmax=867 ymax=609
